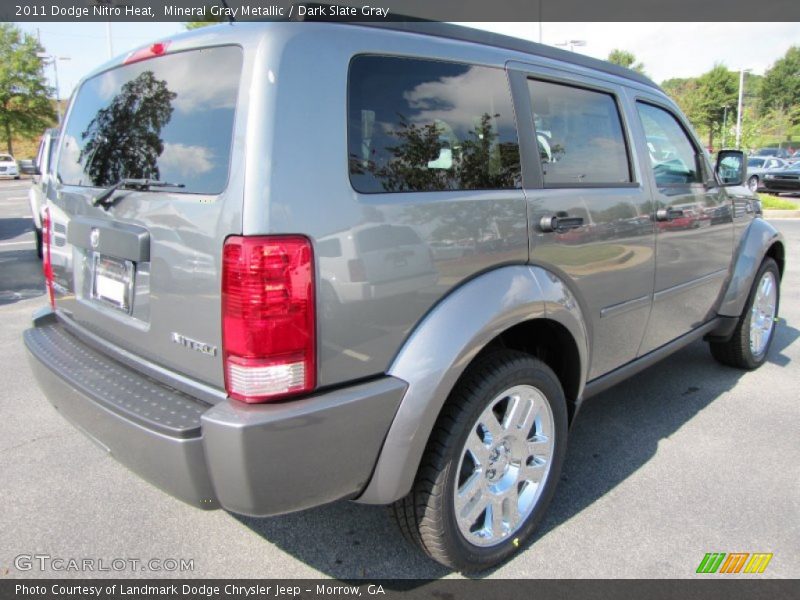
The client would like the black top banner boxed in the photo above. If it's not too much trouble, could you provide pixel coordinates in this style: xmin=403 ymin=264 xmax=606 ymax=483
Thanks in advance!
xmin=4 ymin=0 xmax=800 ymax=22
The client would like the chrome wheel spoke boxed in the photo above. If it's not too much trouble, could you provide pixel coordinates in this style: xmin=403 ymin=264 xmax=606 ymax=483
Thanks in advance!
xmin=453 ymin=384 xmax=556 ymax=548
xmin=749 ymin=271 xmax=777 ymax=356
xmin=456 ymin=473 xmax=489 ymax=524
xmin=467 ymin=428 xmax=490 ymax=465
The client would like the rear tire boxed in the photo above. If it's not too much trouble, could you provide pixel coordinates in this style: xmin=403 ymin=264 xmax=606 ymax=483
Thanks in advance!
xmin=390 ymin=350 xmax=568 ymax=572
xmin=710 ymin=258 xmax=780 ymax=369
xmin=747 ymin=175 xmax=759 ymax=192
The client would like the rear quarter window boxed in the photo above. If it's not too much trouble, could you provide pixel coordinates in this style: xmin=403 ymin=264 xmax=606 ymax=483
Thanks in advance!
xmin=348 ymin=55 xmax=521 ymax=193
xmin=58 ymin=45 xmax=242 ymax=194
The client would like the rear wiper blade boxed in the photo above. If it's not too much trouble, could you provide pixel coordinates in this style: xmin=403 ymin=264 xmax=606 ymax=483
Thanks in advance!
xmin=93 ymin=178 xmax=185 ymax=208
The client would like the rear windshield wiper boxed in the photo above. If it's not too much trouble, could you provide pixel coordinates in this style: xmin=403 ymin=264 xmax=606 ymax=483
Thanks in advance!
xmin=92 ymin=178 xmax=185 ymax=208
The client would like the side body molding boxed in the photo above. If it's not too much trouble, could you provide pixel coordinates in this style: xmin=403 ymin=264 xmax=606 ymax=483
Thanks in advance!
xmin=356 ymin=265 xmax=589 ymax=505
xmin=717 ymin=218 xmax=784 ymax=317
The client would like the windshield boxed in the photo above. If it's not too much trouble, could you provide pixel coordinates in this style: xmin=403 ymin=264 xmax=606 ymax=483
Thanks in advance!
xmin=58 ymin=45 xmax=242 ymax=194
xmin=0 ymin=155 xmax=13 ymax=162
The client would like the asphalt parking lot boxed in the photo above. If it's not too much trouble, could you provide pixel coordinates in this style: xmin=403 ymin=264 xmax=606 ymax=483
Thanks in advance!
xmin=1 ymin=178 xmax=798 ymax=579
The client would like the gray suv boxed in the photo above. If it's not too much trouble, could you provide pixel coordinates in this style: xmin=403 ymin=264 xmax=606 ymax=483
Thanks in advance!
xmin=25 ymin=22 xmax=784 ymax=572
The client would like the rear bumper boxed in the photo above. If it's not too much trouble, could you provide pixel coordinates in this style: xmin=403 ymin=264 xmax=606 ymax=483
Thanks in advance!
xmin=24 ymin=311 xmax=407 ymax=516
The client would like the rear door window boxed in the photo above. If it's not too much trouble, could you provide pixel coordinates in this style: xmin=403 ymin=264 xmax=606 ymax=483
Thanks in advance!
xmin=348 ymin=55 xmax=521 ymax=193
xmin=527 ymin=79 xmax=632 ymax=186
xmin=58 ymin=46 xmax=242 ymax=194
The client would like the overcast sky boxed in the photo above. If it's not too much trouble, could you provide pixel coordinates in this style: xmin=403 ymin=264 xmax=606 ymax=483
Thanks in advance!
xmin=15 ymin=21 xmax=800 ymax=99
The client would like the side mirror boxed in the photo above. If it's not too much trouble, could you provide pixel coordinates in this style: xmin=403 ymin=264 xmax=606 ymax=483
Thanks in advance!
xmin=715 ymin=150 xmax=746 ymax=186
xmin=18 ymin=160 xmax=40 ymax=176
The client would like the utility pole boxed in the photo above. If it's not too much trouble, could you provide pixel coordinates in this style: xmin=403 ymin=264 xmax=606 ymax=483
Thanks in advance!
xmin=106 ymin=23 xmax=114 ymax=58
xmin=37 ymin=53 xmax=71 ymax=125
xmin=735 ymin=68 xmax=752 ymax=149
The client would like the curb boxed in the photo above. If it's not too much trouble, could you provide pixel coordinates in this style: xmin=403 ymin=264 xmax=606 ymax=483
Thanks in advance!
xmin=763 ymin=210 xmax=800 ymax=219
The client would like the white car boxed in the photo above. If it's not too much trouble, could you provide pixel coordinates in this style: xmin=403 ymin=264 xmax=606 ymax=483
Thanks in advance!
xmin=0 ymin=153 xmax=20 ymax=179
xmin=28 ymin=129 xmax=59 ymax=258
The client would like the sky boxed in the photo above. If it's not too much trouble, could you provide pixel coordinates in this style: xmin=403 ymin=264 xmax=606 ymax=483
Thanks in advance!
xmin=14 ymin=21 xmax=800 ymax=100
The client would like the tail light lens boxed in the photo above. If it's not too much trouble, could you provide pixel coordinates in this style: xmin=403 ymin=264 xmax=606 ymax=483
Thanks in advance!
xmin=222 ymin=236 xmax=315 ymax=403
xmin=42 ymin=207 xmax=55 ymax=309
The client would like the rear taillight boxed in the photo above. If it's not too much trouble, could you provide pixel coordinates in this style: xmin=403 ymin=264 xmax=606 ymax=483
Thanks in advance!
xmin=42 ymin=207 xmax=55 ymax=309
xmin=222 ymin=236 xmax=315 ymax=403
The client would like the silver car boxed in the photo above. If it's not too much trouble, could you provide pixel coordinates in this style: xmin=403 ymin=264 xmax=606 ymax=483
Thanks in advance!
xmin=28 ymin=128 xmax=59 ymax=258
xmin=746 ymin=156 xmax=790 ymax=192
xmin=24 ymin=21 xmax=784 ymax=572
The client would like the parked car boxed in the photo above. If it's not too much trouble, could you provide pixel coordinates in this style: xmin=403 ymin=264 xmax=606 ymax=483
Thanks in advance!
xmin=760 ymin=167 xmax=800 ymax=194
xmin=28 ymin=128 xmax=60 ymax=258
xmin=0 ymin=153 xmax=20 ymax=179
xmin=755 ymin=147 xmax=790 ymax=159
xmin=24 ymin=21 xmax=784 ymax=572
xmin=746 ymin=156 xmax=790 ymax=192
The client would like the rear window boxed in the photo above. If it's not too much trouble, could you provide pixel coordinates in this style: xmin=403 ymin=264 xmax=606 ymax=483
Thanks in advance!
xmin=0 ymin=155 xmax=13 ymax=162
xmin=58 ymin=46 xmax=242 ymax=194
xmin=348 ymin=55 xmax=521 ymax=193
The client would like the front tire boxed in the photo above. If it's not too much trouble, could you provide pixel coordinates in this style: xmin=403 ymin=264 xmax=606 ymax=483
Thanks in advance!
xmin=747 ymin=175 xmax=759 ymax=192
xmin=391 ymin=350 xmax=568 ymax=572
xmin=710 ymin=258 xmax=780 ymax=369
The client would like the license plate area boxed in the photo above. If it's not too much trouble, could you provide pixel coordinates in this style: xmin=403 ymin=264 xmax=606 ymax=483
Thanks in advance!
xmin=92 ymin=254 xmax=135 ymax=314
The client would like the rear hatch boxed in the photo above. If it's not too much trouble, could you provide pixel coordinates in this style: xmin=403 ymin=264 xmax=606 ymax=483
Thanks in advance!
xmin=49 ymin=44 xmax=244 ymax=392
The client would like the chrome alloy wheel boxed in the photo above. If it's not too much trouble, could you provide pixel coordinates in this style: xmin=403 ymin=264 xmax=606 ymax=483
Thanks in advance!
xmin=750 ymin=270 xmax=778 ymax=357
xmin=453 ymin=384 xmax=555 ymax=547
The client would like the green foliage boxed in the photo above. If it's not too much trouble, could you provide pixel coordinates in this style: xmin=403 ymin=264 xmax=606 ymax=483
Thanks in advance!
xmin=607 ymin=49 xmax=646 ymax=75
xmin=760 ymin=46 xmax=800 ymax=123
xmin=0 ymin=23 xmax=56 ymax=155
xmin=691 ymin=64 xmax=738 ymax=149
xmin=758 ymin=194 xmax=800 ymax=210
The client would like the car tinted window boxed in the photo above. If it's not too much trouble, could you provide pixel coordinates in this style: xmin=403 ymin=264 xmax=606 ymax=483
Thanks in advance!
xmin=348 ymin=56 xmax=521 ymax=193
xmin=528 ymin=80 xmax=631 ymax=186
xmin=0 ymin=155 xmax=13 ymax=161
xmin=748 ymin=158 xmax=765 ymax=168
xmin=636 ymin=102 xmax=702 ymax=186
xmin=58 ymin=46 xmax=242 ymax=194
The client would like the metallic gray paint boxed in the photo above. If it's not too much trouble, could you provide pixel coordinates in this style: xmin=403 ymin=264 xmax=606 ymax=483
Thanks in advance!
xmin=717 ymin=218 xmax=785 ymax=317
xmin=356 ymin=265 xmax=588 ymax=505
xmin=201 ymin=377 xmax=407 ymax=516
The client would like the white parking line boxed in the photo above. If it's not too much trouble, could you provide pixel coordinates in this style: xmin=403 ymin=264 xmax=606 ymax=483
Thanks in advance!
xmin=0 ymin=240 xmax=34 ymax=247
xmin=0 ymin=197 xmax=29 ymax=201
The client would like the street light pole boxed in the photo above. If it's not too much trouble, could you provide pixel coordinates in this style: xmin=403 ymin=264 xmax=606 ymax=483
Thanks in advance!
xmin=721 ymin=105 xmax=728 ymax=148
xmin=735 ymin=68 xmax=752 ymax=149
xmin=37 ymin=53 xmax=71 ymax=125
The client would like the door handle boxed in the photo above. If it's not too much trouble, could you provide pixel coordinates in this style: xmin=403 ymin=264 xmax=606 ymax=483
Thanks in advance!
xmin=539 ymin=215 xmax=585 ymax=233
xmin=655 ymin=207 xmax=684 ymax=222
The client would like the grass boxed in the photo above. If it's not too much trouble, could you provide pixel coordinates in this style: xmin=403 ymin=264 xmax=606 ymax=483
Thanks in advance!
xmin=759 ymin=194 xmax=800 ymax=210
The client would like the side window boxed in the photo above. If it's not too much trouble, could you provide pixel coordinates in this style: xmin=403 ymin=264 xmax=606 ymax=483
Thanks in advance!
xmin=527 ymin=79 xmax=631 ymax=186
xmin=347 ymin=56 xmax=521 ymax=193
xmin=636 ymin=102 xmax=702 ymax=186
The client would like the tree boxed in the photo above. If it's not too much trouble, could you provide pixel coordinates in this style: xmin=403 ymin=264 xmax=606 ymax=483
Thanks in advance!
xmin=607 ymin=49 xmax=646 ymax=75
xmin=760 ymin=46 xmax=800 ymax=124
xmin=691 ymin=64 xmax=738 ymax=150
xmin=0 ymin=23 xmax=56 ymax=155
xmin=80 ymin=71 xmax=176 ymax=185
